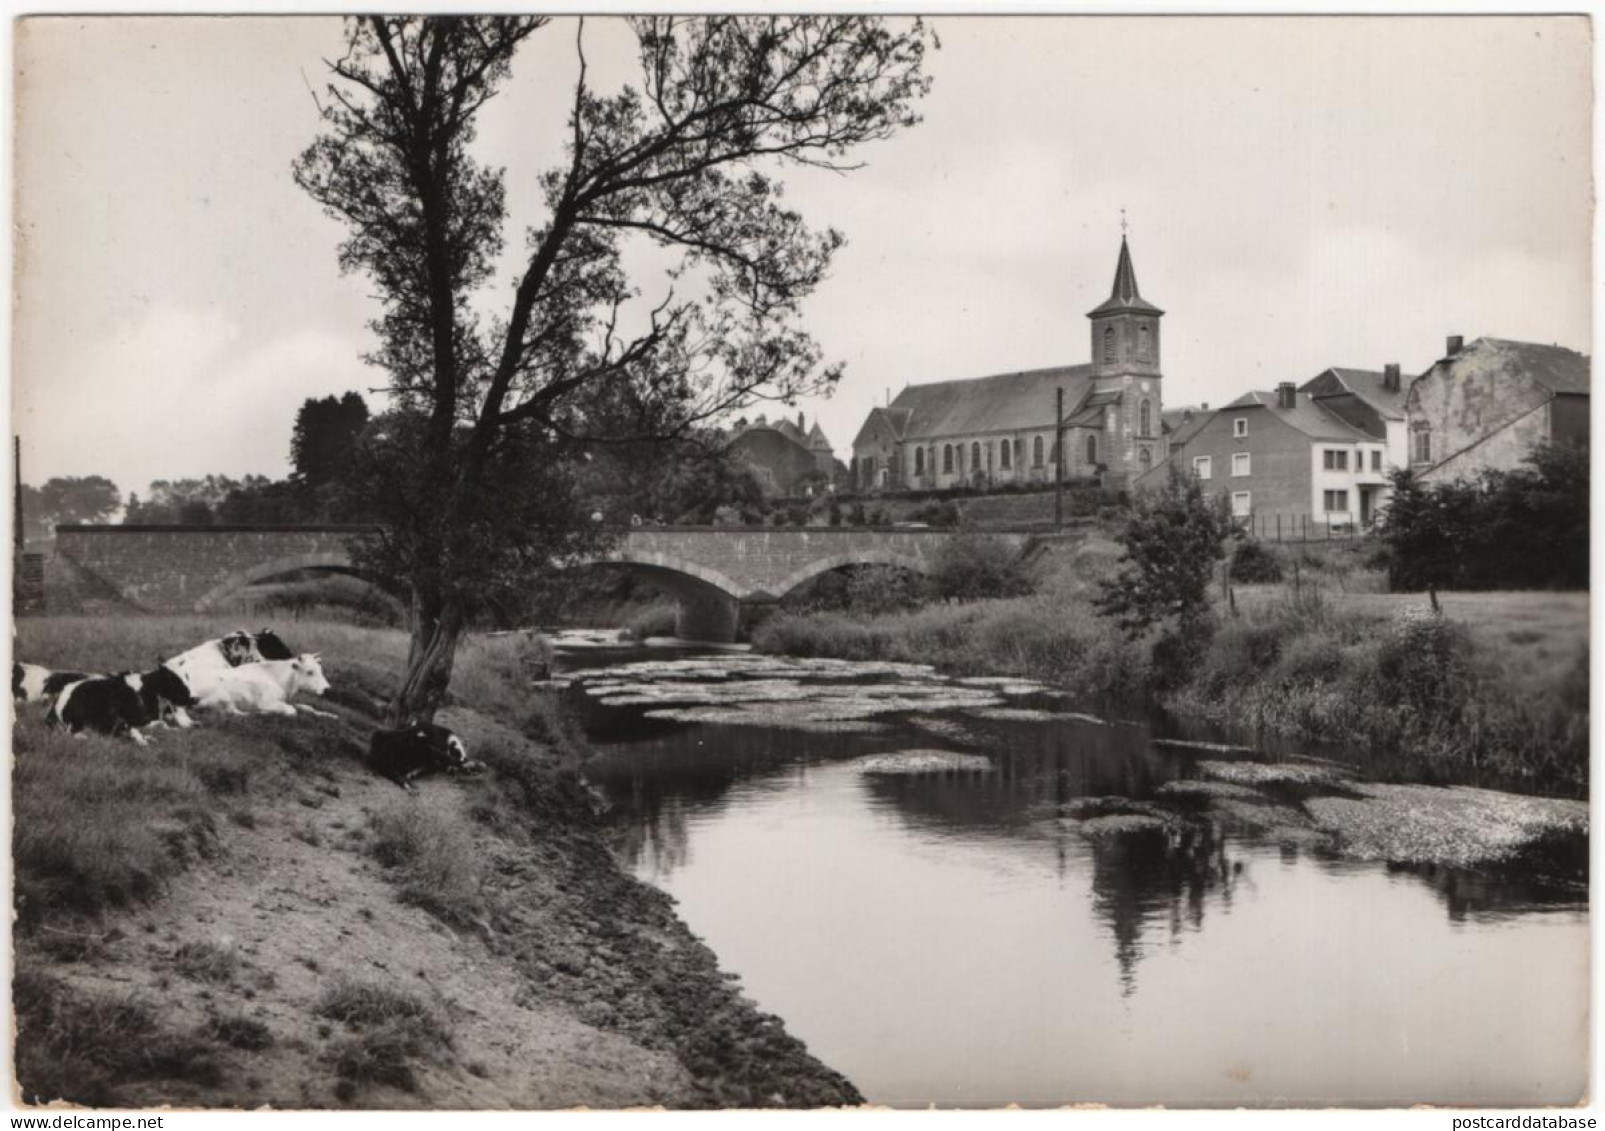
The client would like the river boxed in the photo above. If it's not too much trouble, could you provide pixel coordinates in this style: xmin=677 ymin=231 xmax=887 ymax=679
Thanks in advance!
xmin=560 ymin=634 xmax=1588 ymax=1109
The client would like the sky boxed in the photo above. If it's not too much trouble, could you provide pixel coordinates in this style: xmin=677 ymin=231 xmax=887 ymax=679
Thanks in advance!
xmin=11 ymin=14 xmax=1592 ymax=497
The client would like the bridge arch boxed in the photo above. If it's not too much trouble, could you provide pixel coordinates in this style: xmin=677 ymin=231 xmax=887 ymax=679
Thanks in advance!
xmin=568 ymin=553 xmax=746 ymax=642
xmin=769 ymin=550 xmax=932 ymax=601
xmin=192 ymin=551 xmax=392 ymax=614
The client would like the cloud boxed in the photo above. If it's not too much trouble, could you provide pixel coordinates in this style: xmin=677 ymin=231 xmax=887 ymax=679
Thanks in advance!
xmin=14 ymin=302 xmax=371 ymax=496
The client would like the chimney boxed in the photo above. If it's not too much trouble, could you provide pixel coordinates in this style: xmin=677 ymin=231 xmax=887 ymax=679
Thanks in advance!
xmin=1201 ymin=402 xmax=1209 ymax=411
xmin=1277 ymin=382 xmax=1297 ymax=409
xmin=1383 ymin=363 xmax=1401 ymax=392
xmin=1182 ymin=408 xmax=1193 ymax=423
xmin=1446 ymin=335 xmax=1464 ymax=357
xmin=798 ymin=411 xmax=805 ymax=430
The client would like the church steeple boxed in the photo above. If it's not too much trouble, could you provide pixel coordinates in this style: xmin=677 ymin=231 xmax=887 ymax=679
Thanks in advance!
xmin=1088 ymin=234 xmax=1163 ymax=379
xmin=1089 ymin=235 xmax=1163 ymax=318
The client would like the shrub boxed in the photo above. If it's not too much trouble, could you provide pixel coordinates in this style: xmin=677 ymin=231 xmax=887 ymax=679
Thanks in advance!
xmin=622 ymin=603 xmax=679 ymax=641
xmin=846 ymin=565 xmax=929 ymax=614
xmin=318 ymin=977 xmax=451 ymax=1098
xmin=928 ymin=535 xmax=1033 ymax=602
xmin=1229 ymin=538 xmax=1284 ymax=584
xmin=174 ymin=940 xmax=240 ymax=985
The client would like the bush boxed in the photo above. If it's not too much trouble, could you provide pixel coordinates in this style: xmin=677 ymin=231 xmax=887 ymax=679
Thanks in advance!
xmin=928 ymin=535 xmax=1033 ymax=602
xmin=1229 ymin=538 xmax=1284 ymax=584
xmin=908 ymin=499 xmax=960 ymax=527
xmin=318 ymin=977 xmax=451 ymax=1098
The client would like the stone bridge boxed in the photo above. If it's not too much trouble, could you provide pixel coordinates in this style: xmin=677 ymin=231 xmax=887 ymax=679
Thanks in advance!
xmin=48 ymin=524 xmax=1033 ymax=641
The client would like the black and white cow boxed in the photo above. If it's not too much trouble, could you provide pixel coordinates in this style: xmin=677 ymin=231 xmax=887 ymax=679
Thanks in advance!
xmin=368 ymin=724 xmax=484 ymax=791
xmin=13 ymin=663 xmax=96 ymax=705
xmin=46 ymin=673 xmax=155 ymax=745
xmin=136 ymin=664 xmax=199 ymax=729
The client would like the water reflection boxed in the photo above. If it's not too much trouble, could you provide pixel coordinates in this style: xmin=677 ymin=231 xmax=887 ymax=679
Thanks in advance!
xmin=571 ymin=645 xmax=1588 ymax=1106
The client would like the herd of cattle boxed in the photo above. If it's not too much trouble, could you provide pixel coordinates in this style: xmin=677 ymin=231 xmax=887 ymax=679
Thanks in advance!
xmin=13 ymin=628 xmax=483 ymax=791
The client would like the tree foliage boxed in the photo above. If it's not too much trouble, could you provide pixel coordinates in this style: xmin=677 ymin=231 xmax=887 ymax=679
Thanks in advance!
xmin=1378 ymin=442 xmax=1588 ymax=591
xmin=1095 ymin=465 xmax=1232 ymax=636
xmin=19 ymin=476 xmax=122 ymax=539
xmin=295 ymin=15 xmax=934 ymax=722
xmin=292 ymin=392 xmax=370 ymax=489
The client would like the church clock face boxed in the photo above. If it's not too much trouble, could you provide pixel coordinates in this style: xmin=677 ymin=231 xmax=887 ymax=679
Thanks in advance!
xmin=1140 ymin=381 xmax=1151 ymax=393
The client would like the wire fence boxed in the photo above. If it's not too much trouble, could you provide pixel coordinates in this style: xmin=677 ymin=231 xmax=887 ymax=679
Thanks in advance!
xmin=1235 ymin=513 xmax=1374 ymax=543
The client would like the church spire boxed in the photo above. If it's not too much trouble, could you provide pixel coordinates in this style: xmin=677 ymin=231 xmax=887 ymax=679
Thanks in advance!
xmin=1089 ymin=235 xmax=1163 ymax=317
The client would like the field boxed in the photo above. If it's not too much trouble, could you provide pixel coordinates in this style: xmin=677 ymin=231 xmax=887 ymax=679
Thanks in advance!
xmin=11 ymin=615 xmax=860 ymax=1109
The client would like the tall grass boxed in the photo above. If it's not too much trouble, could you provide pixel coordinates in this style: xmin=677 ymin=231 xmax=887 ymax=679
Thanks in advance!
xmin=367 ymin=793 xmax=488 ymax=929
xmin=756 ymin=563 xmax=1588 ymax=795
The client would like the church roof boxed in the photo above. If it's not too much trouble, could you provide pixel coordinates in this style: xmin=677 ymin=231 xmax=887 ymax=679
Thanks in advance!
xmin=1088 ymin=236 xmax=1164 ymax=317
xmin=883 ymin=365 xmax=1095 ymax=440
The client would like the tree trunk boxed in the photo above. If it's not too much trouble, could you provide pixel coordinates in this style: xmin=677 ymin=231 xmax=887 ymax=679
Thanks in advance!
xmin=387 ymin=587 xmax=468 ymax=726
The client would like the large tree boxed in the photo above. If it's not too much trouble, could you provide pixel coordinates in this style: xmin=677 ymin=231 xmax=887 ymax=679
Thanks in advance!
xmin=23 ymin=476 xmax=122 ymax=538
xmin=291 ymin=391 xmax=371 ymax=489
xmin=296 ymin=16 xmax=933 ymax=723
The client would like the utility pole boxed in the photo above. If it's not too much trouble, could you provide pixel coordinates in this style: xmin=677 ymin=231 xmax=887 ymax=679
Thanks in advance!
xmin=13 ymin=436 xmax=22 ymax=556
xmin=1054 ymin=387 xmax=1065 ymax=527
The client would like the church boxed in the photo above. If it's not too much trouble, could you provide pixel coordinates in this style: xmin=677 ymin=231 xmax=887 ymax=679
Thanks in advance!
xmin=850 ymin=236 xmax=1165 ymax=491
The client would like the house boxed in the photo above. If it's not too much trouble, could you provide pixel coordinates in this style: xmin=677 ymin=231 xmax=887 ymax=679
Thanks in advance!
xmin=1406 ymin=336 xmax=1589 ymax=483
xmin=1300 ymin=364 xmax=1408 ymax=469
xmin=1161 ymin=404 xmax=1213 ymax=460
xmin=1140 ymin=381 xmax=1392 ymax=532
xmin=726 ymin=412 xmax=843 ymax=497
xmin=850 ymin=237 xmax=1167 ymax=491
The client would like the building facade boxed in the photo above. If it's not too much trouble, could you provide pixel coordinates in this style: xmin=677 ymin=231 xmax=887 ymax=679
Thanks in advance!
xmin=1405 ymin=337 xmax=1589 ymax=483
xmin=850 ymin=237 xmax=1167 ymax=491
xmin=1141 ymin=382 xmax=1392 ymax=532
xmin=726 ymin=412 xmax=843 ymax=497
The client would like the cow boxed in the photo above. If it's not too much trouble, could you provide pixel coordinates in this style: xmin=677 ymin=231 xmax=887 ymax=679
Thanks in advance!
xmin=368 ymin=723 xmax=485 ymax=791
xmin=194 ymin=653 xmax=336 ymax=719
xmin=136 ymin=664 xmax=199 ymax=729
xmin=165 ymin=628 xmax=293 ymax=725
xmin=14 ymin=663 xmax=95 ymax=705
xmin=46 ymin=673 xmax=156 ymax=746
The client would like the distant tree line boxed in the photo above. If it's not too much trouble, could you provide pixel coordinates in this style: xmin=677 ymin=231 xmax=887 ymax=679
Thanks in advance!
xmin=1377 ymin=442 xmax=1588 ymax=591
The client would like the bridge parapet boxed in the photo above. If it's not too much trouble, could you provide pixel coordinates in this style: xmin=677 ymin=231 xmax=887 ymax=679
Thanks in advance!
xmin=47 ymin=524 xmax=1035 ymax=638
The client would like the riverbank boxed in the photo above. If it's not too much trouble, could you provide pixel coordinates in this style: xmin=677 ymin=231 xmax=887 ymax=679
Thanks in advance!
xmin=12 ymin=616 xmax=861 ymax=1109
xmin=751 ymin=553 xmax=1589 ymax=797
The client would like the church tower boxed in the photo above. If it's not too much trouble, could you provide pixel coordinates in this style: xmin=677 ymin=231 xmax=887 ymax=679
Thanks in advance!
xmin=1087 ymin=235 xmax=1164 ymax=479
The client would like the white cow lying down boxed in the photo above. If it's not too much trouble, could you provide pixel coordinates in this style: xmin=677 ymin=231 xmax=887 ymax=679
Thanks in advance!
xmin=196 ymin=654 xmax=337 ymax=719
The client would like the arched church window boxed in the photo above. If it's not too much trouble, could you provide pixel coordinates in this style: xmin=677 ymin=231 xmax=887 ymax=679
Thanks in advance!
xmin=1032 ymin=435 xmax=1045 ymax=467
xmin=1000 ymin=439 xmax=1012 ymax=469
xmin=1013 ymin=438 xmax=1023 ymax=467
xmin=942 ymin=444 xmax=953 ymax=474
xmin=971 ymin=442 xmax=981 ymax=471
xmin=1139 ymin=324 xmax=1152 ymax=362
xmin=1086 ymin=434 xmax=1098 ymax=465
xmin=1140 ymin=399 xmax=1152 ymax=437
xmin=1102 ymin=325 xmax=1116 ymax=363
xmin=914 ymin=447 xmax=925 ymax=476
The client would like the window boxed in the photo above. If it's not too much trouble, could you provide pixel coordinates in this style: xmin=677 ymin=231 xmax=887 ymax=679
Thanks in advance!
xmin=913 ymin=447 xmax=924 ymax=476
xmin=1139 ymin=324 xmax=1152 ymax=362
xmin=971 ymin=441 xmax=982 ymax=471
xmin=1193 ymin=455 xmax=1212 ymax=480
xmin=1085 ymin=434 xmax=1098 ymax=465
xmin=1033 ymin=435 xmax=1045 ymax=467
xmin=1234 ymin=418 xmax=1248 ymax=438
xmin=1370 ymin=450 xmax=1382 ymax=472
xmin=1413 ymin=430 xmax=1431 ymax=464
xmin=1324 ymin=490 xmax=1349 ymax=513
xmin=942 ymin=445 xmax=953 ymax=474
xmin=1323 ymin=449 xmax=1349 ymax=471
xmin=1000 ymin=439 xmax=1012 ymax=469
xmin=1139 ymin=399 xmax=1152 ymax=437
xmin=1231 ymin=491 xmax=1252 ymax=519
xmin=1013 ymin=438 xmax=1023 ymax=467
xmin=1232 ymin=452 xmax=1251 ymax=477
xmin=955 ymin=444 xmax=964 ymax=472
xmin=1102 ymin=325 xmax=1116 ymax=363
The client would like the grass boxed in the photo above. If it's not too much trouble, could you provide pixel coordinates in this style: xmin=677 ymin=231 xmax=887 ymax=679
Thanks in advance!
xmin=755 ymin=553 xmax=1589 ymax=796
xmin=316 ymin=977 xmax=453 ymax=1098
xmin=174 ymin=940 xmax=241 ymax=984
xmin=366 ymin=793 xmax=488 ymax=929
xmin=14 ymin=970 xmax=223 ymax=1106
